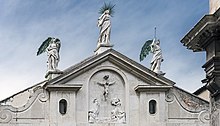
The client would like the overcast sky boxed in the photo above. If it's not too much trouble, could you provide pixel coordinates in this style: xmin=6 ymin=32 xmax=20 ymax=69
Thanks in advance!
xmin=0 ymin=0 xmax=209 ymax=100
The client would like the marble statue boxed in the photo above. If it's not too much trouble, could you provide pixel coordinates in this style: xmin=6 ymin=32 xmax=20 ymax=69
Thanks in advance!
xmin=97 ymin=9 xmax=111 ymax=46
xmin=140 ymin=28 xmax=165 ymax=75
xmin=37 ymin=37 xmax=61 ymax=73
xmin=97 ymin=75 xmax=115 ymax=101
xmin=88 ymin=99 xmax=100 ymax=123
xmin=111 ymin=98 xmax=126 ymax=123
xmin=46 ymin=38 xmax=60 ymax=72
xmin=150 ymin=39 xmax=164 ymax=75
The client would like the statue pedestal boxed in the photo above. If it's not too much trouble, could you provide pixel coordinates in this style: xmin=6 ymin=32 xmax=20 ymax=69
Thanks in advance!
xmin=94 ymin=44 xmax=113 ymax=55
xmin=155 ymin=70 xmax=166 ymax=76
xmin=45 ymin=70 xmax=63 ymax=80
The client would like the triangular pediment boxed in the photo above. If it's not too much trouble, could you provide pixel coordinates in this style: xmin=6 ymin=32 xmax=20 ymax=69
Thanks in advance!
xmin=47 ymin=49 xmax=175 ymax=87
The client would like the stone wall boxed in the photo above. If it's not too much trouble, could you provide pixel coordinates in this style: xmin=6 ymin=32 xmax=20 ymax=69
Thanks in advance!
xmin=210 ymin=0 xmax=220 ymax=14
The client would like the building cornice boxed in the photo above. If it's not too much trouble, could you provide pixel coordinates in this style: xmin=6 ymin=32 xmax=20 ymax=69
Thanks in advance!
xmin=181 ymin=8 xmax=220 ymax=52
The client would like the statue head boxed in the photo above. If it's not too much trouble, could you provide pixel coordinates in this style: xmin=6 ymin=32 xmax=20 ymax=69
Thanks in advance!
xmin=103 ymin=75 xmax=109 ymax=80
xmin=104 ymin=9 xmax=110 ymax=14
xmin=111 ymin=98 xmax=121 ymax=106
xmin=51 ymin=38 xmax=56 ymax=43
xmin=93 ymin=98 xmax=98 ymax=104
xmin=156 ymin=39 xmax=160 ymax=45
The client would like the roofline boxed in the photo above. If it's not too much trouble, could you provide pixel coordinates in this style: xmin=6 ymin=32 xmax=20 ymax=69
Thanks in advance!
xmin=173 ymin=85 xmax=209 ymax=103
xmin=181 ymin=8 xmax=220 ymax=51
xmin=0 ymin=80 xmax=47 ymax=103
xmin=47 ymin=49 xmax=175 ymax=86
xmin=193 ymin=85 xmax=207 ymax=95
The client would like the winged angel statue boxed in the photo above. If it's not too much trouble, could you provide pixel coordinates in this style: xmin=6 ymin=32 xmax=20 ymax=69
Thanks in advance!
xmin=37 ymin=37 xmax=61 ymax=72
xmin=140 ymin=37 xmax=165 ymax=75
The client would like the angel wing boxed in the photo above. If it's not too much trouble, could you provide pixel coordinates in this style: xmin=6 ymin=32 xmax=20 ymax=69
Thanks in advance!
xmin=54 ymin=38 xmax=61 ymax=53
xmin=37 ymin=37 xmax=53 ymax=56
xmin=139 ymin=40 xmax=153 ymax=61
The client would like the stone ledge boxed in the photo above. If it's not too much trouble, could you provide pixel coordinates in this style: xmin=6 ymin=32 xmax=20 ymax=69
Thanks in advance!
xmin=134 ymin=85 xmax=172 ymax=92
xmin=45 ymin=70 xmax=63 ymax=80
xmin=46 ymin=84 xmax=82 ymax=91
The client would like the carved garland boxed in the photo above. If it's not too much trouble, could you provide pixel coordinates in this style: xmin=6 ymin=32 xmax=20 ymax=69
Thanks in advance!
xmin=165 ymin=91 xmax=209 ymax=113
xmin=166 ymin=92 xmax=210 ymax=123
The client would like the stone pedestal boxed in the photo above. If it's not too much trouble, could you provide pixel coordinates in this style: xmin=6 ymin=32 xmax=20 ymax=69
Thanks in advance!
xmin=181 ymin=8 xmax=220 ymax=126
xmin=45 ymin=70 xmax=63 ymax=80
xmin=94 ymin=44 xmax=113 ymax=55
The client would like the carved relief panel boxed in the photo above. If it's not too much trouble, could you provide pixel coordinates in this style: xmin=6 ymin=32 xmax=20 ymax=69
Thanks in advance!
xmin=88 ymin=69 xmax=126 ymax=123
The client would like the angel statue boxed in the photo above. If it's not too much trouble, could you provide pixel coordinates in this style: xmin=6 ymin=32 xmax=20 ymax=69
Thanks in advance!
xmin=140 ymin=33 xmax=165 ymax=75
xmin=97 ymin=3 xmax=115 ymax=47
xmin=37 ymin=37 xmax=61 ymax=72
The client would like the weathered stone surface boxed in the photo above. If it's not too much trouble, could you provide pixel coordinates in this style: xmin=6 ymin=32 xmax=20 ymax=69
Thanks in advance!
xmin=210 ymin=0 xmax=220 ymax=14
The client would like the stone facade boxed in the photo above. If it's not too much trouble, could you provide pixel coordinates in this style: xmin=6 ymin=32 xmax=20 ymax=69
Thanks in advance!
xmin=181 ymin=1 xmax=220 ymax=125
xmin=194 ymin=86 xmax=210 ymax=102
xmin=210 ymin=0 xmax=220 ymax=14
xmin=0 ymin=49 xmax=209 ymax=126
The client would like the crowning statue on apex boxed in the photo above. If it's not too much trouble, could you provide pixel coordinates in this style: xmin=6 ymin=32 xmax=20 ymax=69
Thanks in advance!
xmin=95 ymin=3 xmax=115 ymax=54
xmin=140 ymin=28 xmax=165 ymax=75
xmin=97 ymin=9 xmax=111 ymax=46
xmin=97 ymin=3 xmax=115 ymax=46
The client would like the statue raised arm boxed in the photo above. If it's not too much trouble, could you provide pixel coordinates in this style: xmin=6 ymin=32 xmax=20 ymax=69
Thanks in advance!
xmin=97 ymin=75 xmax=115 ymax=101
xmin=140 ymin=37 xmax=165 ymax=75
xmin=150 ymin=39 xmax=163 ymax=74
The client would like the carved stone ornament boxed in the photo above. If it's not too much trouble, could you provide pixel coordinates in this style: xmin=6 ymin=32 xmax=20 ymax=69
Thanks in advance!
xmin=165 ymin=89 xmax=209 ymax=113
xmin=181 ymin=95 xmax=200 ymax=108
xmin=0 ymin=87 xmax=49 ymax=123
xmin=110 ymin=98 xmax=126 ymax=123
xmin=97 ymin=75 xmax=115 ymax=101
xmin=199 ymin=110 xmax=210 ymax=123
xmin=0 ymin=110 xmax=12 ymax=123
xmin=89 ymin=70 xmax=125 ymax=123
xmin=88 ymin=98 xmax=100 ymax=123
xmin=88 ymin=98 xmax=126 ymax=123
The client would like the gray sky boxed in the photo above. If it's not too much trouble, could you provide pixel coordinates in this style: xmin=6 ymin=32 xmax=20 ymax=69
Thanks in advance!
xmin=0 ymin=0 xmax=208 ymax=100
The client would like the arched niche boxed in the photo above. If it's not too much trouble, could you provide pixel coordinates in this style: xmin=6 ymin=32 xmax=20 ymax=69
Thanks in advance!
xmin=88 ymin=66 xmax=126 ymax=123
